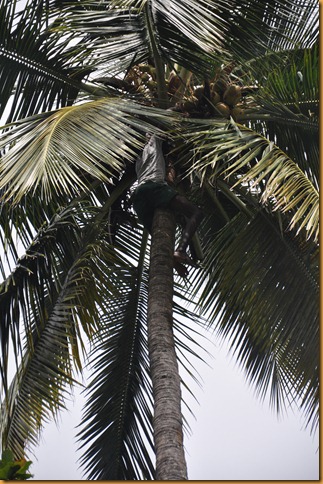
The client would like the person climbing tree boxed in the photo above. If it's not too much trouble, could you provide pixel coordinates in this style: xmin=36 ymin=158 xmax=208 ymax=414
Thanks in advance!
xmin=132 ymin=134 xmax=203 ymax=277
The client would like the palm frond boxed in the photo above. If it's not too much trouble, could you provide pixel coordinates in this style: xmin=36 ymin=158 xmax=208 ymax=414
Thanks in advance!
xmin=20 ymin=0 xmax=317 ymax=100
xmin=186 ymin=118 xmax=319 ymax=242
xmin=0 ymin=198 xmax=133 ymax=457
xmin=78 ymin=225 xmax=155 ymax=480
xmin=57 ymin=1 xmax=149 ymax=75
xmin=114 ymin=0 xmax=318 ymax=60
xmin=241 ymin=44 xmax=319 ymax=184
xmin=58 ymin=0 xmax=225 ymax=77
xmin=226 ymin=0 xmax=318 ymax=61
xmin=152 ymin=0 xmax=229 ymax=58
xmin=0 ymin=99 xmax=175 ymax=202
xmin=0 ymin=204 xmax=84 ymax=387
xmin=61 ymin=0 xmax=318 ymax=79
xmin=1 ymin=324 xmax=77 ymax=458
xmin=0 ymin=0 xmax=91 ymax=123
xmin=192 ymin=208 xmax=319 ymax=430
xmin=0 ymin=162 xmax=141 ymax=392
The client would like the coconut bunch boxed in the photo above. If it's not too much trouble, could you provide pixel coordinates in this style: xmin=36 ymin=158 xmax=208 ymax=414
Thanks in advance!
xmin=95 ymin=63 xmax=257 ymax=120
xmin=94 ymin=64 xmax=158 ymax=100
xmin=176 ymin=64 xmax=259 ymax=120
xmin=124 ymin=64 xmax=159 ymax=99
xmin=180 ymin=78 xmax=250 ymax=120
xmin=123 ymin=64 xmax=185 ymax=103
xmin=209 ymin=79 xmax=243 ymax=120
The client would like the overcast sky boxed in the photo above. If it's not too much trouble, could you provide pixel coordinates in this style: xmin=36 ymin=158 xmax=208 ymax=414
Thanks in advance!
xmin=30 ymin=333 xmax=319 ymax=480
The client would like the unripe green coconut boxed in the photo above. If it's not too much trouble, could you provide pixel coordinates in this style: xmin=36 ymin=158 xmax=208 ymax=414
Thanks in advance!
xmin=141 ymin=72 xmax=150 ymax=82
xmin=138 ymin=64 xmax=151 ymax=73
xmin=147 ymin=80 xmax=157 ymax=90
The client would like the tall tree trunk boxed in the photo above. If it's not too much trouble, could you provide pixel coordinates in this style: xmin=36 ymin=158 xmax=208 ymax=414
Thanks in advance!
xmin=147 ymin=207 xmax=188 ymax=480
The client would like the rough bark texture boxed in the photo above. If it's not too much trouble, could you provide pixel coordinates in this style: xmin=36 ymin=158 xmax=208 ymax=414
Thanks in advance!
xmin=147 ymin=207 xmax=188 ymax=480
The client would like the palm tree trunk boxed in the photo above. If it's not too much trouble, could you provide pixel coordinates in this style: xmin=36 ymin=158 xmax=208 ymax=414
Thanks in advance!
xmin=147 ymin=207 xmax=188 ymax=480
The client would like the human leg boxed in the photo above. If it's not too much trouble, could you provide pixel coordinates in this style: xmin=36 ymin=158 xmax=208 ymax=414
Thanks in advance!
xmin=169 ymin=194 xmax=204 ymax=261
xmin=133 ymin=185 xmax=203 ymax=276
xmin=132 ymin=184 xmax=155 ymax=232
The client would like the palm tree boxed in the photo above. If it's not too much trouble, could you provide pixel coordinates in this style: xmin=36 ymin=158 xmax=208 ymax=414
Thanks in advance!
xmin=0 ymin=0 xmax=319 ymax=480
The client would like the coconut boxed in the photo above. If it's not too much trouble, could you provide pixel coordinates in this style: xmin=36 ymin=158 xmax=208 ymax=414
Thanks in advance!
xmin=213 ymin=77 xmax=228 ymax=95
xmin=141 ymin=72 xmax=150 ymax=82
xmin=231 ymin=106 xmax=243 ymax=121
xmin=149 ymin=66 xmax=156 ymax=78
xmin=214 ymin=102 xmax=231 ymax=118
xmin=193 ymin=86 xmax=205 ymax=100
xmin=147 ymin=80 xmax=157 ymax=90
xmin=182 ymin=97 xmax=198 ymax=112
xmin=223 ymin=85 xmax=242 ymax=107
xmin=138 ymin=64 xmax=151 ymax=73
xmin=211 ymin=91 xmax=221 ymax=105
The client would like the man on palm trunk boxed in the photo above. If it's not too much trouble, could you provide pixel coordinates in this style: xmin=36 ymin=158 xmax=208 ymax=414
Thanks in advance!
xmin=133 ymin=134 xmax=203 ymax=277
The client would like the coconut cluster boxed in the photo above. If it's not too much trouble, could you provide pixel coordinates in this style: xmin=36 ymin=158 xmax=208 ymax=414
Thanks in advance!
xmin=178 ymin=76 xmax=245 ymax=120
xmin=99 ymin=64 xmax=255 ymax=121
xmin=210 ymin=81 xmax=243 ymax=120
xmin=125 ymin=64 xmax=158 ymax=95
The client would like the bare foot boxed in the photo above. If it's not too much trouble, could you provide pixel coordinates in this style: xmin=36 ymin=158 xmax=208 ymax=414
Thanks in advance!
xmin=173 ymin=250 xmax=197 ymax=267
xmin=174 ymin=260 xmax=188 ymax=278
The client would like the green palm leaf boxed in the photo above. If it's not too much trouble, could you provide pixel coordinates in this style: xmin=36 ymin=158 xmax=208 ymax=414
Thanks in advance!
xmin=78 ymin=221 xmax=206 ymax=479
xmin=78 ymin=227 xmax=155 ymax=480
xmin=0 ymin=0 xmax=91 ymax=123
xmin=226 ymin=0 xmax=318 ymax=61
xmin=60 ymin=0 xmax=317 ymax=79
xmin=242 ymin=44 xmax=319 ymax=184
xmin=0 ymin=164 xmax=137 ymax=397
xmin=0 ymin=99 xmax=174 ymax=202
xmin=193 ymin=209 xmax=319 ymax=429
xmin=187 ymin=119 xmax=318 ymax=242
xmin=0 ymin=200 xmax=128 ymax=455
xmin=57 ymin=3 xmax=214 ymax=77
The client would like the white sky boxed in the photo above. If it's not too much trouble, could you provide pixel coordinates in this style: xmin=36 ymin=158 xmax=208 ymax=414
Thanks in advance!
xmin=30 ymin=334 xmax=319 ymax=480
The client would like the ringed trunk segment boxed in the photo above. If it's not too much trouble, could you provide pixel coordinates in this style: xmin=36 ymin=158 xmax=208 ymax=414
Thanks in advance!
xmin=147 ymin=208 xmax=188 ymax=480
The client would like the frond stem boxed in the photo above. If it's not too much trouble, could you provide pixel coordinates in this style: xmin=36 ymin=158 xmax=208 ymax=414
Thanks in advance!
xmin=144 ymin=3 xmax=168 ymax=109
